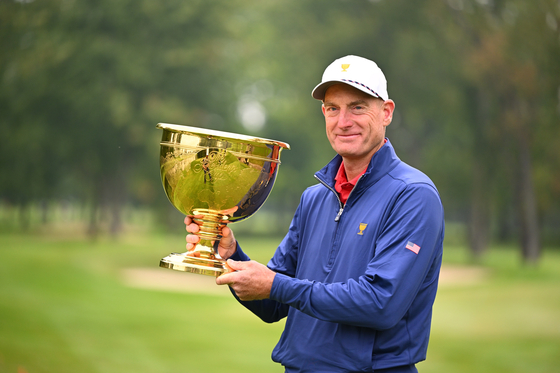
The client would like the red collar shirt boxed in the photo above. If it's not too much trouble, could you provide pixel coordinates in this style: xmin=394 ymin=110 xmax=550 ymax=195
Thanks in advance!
xmin=335 ymin=140 xmax=387 ymax=205
xmin=334 ymin=161 xmax=367 ymax=205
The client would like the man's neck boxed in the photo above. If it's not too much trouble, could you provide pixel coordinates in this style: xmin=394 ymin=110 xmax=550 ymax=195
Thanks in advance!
xmin=341 ymin=138 xmax=387 ymax=180
xmin=342 ymin=159 xmax=370 ymax=181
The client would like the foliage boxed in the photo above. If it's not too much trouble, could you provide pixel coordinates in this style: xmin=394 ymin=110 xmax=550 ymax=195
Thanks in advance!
xmin=1 ymin=0 xmax=559 ymax=258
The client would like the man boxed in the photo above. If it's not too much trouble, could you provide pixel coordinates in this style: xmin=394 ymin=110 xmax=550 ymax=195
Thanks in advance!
xmin=186 ymin=55 xmax=445 ymax=372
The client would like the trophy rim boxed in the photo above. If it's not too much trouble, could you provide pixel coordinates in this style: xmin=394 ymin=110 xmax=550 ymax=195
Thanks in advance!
xmin=157 ymin=123 xmax=290 ymax=150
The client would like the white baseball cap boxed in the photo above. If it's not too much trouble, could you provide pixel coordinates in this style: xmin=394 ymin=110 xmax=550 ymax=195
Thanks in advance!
xmin=311 ymin=55 xmax=389 ymax=101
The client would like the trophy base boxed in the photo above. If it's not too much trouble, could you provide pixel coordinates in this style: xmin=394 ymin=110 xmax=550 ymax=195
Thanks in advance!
xmin=159 ymin=252 xmax=227 ymax=277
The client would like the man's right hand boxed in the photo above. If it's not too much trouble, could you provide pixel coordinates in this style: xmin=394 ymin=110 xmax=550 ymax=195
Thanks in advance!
xmin=184 ymin=215 xmax=238 ymax=260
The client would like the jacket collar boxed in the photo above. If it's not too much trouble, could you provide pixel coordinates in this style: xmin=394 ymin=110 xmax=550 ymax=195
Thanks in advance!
xmin=315 ymin=138 xmax=401 ymax=193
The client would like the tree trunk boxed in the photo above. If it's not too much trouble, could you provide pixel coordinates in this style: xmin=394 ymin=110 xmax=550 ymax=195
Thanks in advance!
xmin=109 ymin=204 xmax=123 ymax=237
xmin=87 ymin=202 xmax=100 ymax=240
xmin=467 ymin=89 xmax=492 ymax=260
xmin=468 ymin=165 xmax=490 ymax=260
xmin=18 ymin=201 xmax=31 ymax=231
xmin=87 ymin=180 xmax=102 ymax=240
xmin=517 ymin=139 xmax=540 ymax=264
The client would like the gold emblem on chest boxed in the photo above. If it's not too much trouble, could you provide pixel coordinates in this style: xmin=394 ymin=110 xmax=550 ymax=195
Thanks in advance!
xmin=358 ymin=223 xmax=368 ymax=235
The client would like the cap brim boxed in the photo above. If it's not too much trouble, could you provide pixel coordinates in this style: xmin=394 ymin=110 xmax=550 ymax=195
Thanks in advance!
xmin=311 ymin=81 xmax=339 ymax=100
xmin=311 ymin=80 xmax=383 ymax=101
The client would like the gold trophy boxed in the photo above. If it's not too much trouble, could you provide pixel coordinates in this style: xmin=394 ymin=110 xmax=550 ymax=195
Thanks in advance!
xmin=156 ymin=123 xmax=290 ymax=276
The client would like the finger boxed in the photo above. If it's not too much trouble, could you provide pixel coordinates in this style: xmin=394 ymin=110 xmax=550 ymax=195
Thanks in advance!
xmin=185 ymin=214 xmax=204 ymax=227
xmin=223 ymin=260 xmax=234 ymax=273
xmin=186 ymin=222 xmax=200 ymax=233
xmin=216 ymin=271 xmax=236 ymax=286
xmin=226 ymin=259 xmax=246 ymax=271
xmin=186 ymin=234 xmax=200 ymax=251
xmin=221 ymin=225 xmax=231 ymax=239
xmin=186 ymin=234 xmax=200 ymax=244
xmin=219 ymin=226 xmax=236 ymax=249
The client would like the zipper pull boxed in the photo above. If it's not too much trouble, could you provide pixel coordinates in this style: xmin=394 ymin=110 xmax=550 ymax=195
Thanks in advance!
xmin=335 ymin=207 xmax=344 ymax=222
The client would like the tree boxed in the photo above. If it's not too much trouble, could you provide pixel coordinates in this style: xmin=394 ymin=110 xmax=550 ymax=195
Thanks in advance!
xmin=1 ymin=0 xmax=559 ymax=256
xmin=442 ymin=0 xmax=560 ymax=262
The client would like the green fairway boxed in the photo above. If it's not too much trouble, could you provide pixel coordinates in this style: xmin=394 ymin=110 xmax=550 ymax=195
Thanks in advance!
xmin=0 ymin=231 xmax=286 ymax=373
xmin=422 ymin=246 xmax=560 ymax=373
xmin=1 ymin=230 xmax=559 ymax=373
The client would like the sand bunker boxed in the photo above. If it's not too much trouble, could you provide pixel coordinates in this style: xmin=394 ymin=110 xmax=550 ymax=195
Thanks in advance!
xmin=122 ymin=265 xmax=489 ymax=295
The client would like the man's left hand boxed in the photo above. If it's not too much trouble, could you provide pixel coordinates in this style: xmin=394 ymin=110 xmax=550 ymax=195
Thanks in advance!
xmin=216 ymin=259 xmax=276 ymax=301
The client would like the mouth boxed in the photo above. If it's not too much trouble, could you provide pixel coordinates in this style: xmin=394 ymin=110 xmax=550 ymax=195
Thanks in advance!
xmin=337 ymin=133 xmax=360 ymax=140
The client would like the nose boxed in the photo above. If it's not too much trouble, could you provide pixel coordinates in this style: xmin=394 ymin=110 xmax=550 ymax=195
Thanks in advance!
xmin=336 ymin=107 xmax=353 ymax=128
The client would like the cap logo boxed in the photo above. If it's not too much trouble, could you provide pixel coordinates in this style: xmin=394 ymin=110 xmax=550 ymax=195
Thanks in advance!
xmin=341 ymin=63 xmax=350 ymax=72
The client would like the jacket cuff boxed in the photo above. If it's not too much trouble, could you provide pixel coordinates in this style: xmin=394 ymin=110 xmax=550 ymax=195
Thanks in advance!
xmin=228 ymin=241 xmax=251 ymax=262
xmin=270 ymin=272 xmax=314 ymax=304
xmin=269 ymin=272 xmax=291 ymax=302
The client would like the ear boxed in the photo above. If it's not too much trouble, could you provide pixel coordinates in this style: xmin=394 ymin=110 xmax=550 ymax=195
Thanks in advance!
xmin=321 ymin=103 xmax=326 ymax=117
xmin=382 ymin=99 xmax=395 ymax=127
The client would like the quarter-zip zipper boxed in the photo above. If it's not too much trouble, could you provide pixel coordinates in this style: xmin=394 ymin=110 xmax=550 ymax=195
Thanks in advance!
xmin=314 ymin=173 xmax=367 ymax=222
xmin=314 ymin=174 xmax=344 ymax=221
xmin=314 ymin=172 xmax=367 ymax=269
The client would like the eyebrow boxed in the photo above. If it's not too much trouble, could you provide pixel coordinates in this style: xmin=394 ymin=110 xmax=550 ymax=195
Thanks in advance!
xmin=349 ymin=99 xmax=369 ymax=107
xmin=324 ymin=99 xmax=369 ymax=107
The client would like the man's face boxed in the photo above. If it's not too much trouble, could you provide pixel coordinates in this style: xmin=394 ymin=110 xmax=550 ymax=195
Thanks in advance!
xmin=322 ymin=84 xmax=394 ymax=163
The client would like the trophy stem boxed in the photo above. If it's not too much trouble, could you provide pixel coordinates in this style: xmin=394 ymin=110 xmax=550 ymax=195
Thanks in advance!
xmin=159 ymin=209 xmax=231 ymax=277
xmin=192 ymin=209 xmax=229 ymax=242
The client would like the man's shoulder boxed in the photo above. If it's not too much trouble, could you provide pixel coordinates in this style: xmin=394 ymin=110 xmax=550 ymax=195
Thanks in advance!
xmin=388 ymin=161 xmax=436 ymax=188
xmin=302 ymin=182 xmax=331 ymax=198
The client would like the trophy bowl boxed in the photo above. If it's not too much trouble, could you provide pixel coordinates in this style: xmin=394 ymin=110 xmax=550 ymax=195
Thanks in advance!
xmin=157 ymin=123 xmax=290 ymax=276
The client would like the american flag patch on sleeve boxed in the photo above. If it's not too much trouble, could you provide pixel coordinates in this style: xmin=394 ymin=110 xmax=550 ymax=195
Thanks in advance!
xmin=405 ymin=241 xmax=421 ymax=254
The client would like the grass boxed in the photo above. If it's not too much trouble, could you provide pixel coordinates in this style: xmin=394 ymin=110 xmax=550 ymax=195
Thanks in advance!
xmin=421 ymin=245 xmax=560 ymax=373
xmin=0 ymin=228 xmax=285 ymax=373
xmin=0 ymin=225 xmax=559 ymax=373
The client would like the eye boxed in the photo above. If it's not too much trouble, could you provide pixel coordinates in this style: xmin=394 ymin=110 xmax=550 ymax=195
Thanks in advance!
xmin=351 ymin=104 xmax=367 ymax=114
xmin=325 ymin=106 xmax=339 ymax=115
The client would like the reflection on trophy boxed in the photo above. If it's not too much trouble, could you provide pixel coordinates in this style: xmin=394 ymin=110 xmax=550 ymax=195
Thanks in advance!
xmin=156 ymin=123 xmax=290 ymax=277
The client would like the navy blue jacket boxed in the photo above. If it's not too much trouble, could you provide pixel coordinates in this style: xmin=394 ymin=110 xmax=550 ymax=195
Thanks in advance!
xmin=231 ymin=139 xmax=444 ymax=372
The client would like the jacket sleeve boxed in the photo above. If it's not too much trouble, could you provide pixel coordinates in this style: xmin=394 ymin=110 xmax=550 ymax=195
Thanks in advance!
xmin=269 ymin=183 xmax=444 ymax=330
xmin=227 ymin=205 xmax=303 ymax=323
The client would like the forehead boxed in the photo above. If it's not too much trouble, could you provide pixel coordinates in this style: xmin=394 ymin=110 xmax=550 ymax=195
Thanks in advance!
xmin=323 ymin=83 xmax=377 ymax=103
